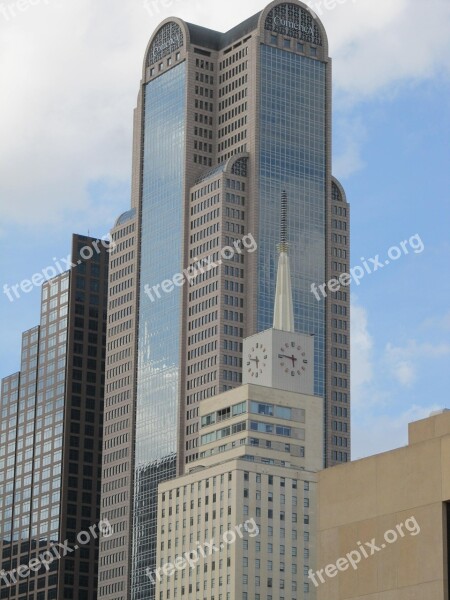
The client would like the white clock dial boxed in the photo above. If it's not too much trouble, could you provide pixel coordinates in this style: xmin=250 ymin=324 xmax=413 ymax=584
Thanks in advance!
xmin=246 ymin=342 xmax=268 ymax=379
xmin=278 ymin=340 xmax=309 ymax=377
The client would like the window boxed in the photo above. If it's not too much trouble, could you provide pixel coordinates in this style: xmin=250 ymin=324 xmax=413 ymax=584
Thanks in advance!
xmin=283 ymin=39 xmax=290 ymax=48
xmin=271 ymin=35 xmax=277 ymax=44
xmin=310 ymin=47 xmax=317 ymax=56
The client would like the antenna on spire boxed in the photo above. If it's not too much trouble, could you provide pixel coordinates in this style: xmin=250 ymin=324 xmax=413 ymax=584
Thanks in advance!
xmin=280 ymin=189 xmax=287 ymax=245
xmin=278 ymin=190 xmax=289 ymax=255
xmin=273 ymin=190 xmax=295 ymax=332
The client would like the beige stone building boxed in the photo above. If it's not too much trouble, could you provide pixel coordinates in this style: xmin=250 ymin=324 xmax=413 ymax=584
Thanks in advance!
xmin=316 ymin=409 xmax=450 ymax=599
xmin=155 ymin=381 xmax=323 ymax=600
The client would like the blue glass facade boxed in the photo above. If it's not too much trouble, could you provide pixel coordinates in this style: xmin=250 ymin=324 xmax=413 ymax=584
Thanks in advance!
xmin=132 ymin=62 xmax=186 ymax=600
xmin=259 ymin=45 xmax=326 ymax=396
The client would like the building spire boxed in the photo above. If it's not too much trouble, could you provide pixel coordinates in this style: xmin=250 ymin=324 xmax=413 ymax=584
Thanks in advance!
xmin=273 ymin=190 xmax=295 ymax=333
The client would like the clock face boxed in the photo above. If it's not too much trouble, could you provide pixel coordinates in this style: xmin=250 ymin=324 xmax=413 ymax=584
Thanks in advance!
xmin=246 ymin=342 xmax=268 ymax=379
xmin=278 ymin=340 xmax=309 ymax=377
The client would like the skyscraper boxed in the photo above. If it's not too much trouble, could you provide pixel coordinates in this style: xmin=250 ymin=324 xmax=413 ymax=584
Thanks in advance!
xmin=99 ymin=2 xmax=350 ymax=598
xmin=0 ymin=234 xmax=109 ymax=600
xmin=154 ymin=192 xmax=324 ymax=600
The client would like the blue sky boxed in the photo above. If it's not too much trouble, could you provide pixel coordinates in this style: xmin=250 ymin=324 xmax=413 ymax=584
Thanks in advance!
xmin=0 ymin=0 xmax=449 ymax=458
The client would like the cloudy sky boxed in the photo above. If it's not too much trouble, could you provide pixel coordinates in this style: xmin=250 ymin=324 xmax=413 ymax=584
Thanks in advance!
xmin=0 ymin=0 xmax=449 ymax=458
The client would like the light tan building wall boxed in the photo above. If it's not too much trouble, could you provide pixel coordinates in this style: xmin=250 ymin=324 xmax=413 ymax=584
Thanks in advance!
xmin=316 ymin=410 xmax=450 ymax=600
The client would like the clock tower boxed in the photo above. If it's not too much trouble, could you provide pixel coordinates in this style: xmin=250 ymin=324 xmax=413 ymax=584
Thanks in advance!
xmin=243 ymin=191 xmax=314 ymax=395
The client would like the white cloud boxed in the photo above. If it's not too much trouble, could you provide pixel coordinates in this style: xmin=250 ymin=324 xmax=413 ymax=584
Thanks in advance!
xmin=421 ymin=311 xmax=450 ymax=332
xmin=384 ymin=340 xmax=450 ymax=387
xmin=350 ymin=299 xmax=373 ymax=396
xmin=330 ymin=0 xmax=450 ymax=102
xmin=333 ymin=116 xmax=367 ymax=179
xmin=0 ymin=0 xmax=449 ymax=230
xmin=351 ymin=302 xmax=450 ymax=457
xmin=352 ymin=403 xmax=444 ymax=459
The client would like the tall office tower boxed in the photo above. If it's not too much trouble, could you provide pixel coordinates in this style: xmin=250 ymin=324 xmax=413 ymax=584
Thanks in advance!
xmin=98 ymin=210 xmax=138 ymax=600
xmin=0 ymin=235 xmax=109 ymax=600
xmin=99 ymin=1 xmax=350 ymax=598
xmin=154 ymin=216 xmax=324 ymax=600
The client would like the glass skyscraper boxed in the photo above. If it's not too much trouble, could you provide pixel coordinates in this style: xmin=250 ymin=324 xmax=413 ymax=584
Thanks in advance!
xmin=99 ymin=2 xmax=350 ymax=598
xmin=0 ymin=234 xmax=109 ymax=600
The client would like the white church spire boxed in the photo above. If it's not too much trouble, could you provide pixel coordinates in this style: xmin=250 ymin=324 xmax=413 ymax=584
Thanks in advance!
xmin=273 ymin=190 xmax=295 ymax=333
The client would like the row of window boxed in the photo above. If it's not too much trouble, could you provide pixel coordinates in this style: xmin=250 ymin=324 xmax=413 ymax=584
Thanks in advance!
xmin=219 ymin=128 xmax=248 ymax=152
xmin=269 ymin=33 xmax=318 ymax=58
xmin=187 ymin=340 xmax=217 ymax=361
xmin=191 ymin=178 xmax=220 ymax=201
xmin=188 ymin=280 xmax=218 ymax=301
xmin=195 ymin=58 xmax=214 ymax=71
xmin=194 ymin=154 xmax=213 ymax=167
xmin=195 ymin=71 xmax=214 ymax=84
xmin=219 ymin=115 xmax=248 ymax=139
xmin=219 ymin=45 xmax=249 ymax=71
xmin=190 ymin=193 xmax=220 ymax=215
xmin=219 ymin=59 xmax=248 ymax=90
xmin=191 ymin=207 xmax=219 ymax=230
xmin=187 ymin=355 xmax=217 ymax=376
xmin=219 ymin=100 xmax=248 ymax=125
xmin=149 ymin=51 xmax=182 ymax=77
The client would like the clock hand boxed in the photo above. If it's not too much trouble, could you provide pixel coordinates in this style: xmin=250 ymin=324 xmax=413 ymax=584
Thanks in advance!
xmin=278 ymin=354 xmax=297 ymax=367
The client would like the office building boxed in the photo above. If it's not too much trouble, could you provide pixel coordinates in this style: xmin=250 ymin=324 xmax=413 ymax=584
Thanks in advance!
xmin=98 ymin=210 xmax=138 ymax=600
xmin=316 ymin=410 xmax=450 ymax=599
xmin=99 ymin=2 xmax=350 ymax=598
xmin=155 ymin=207 xmax=324 ymax=600
xmin=155 ymin=382 xmax=322 ymax=600
xmin=0 ymin=235 xmax=109 ymax=600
